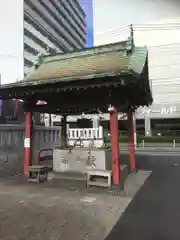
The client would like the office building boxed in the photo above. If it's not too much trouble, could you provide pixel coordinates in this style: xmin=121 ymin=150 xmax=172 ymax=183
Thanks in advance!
xmin=24 ymin=0 xmax=86 ymax=75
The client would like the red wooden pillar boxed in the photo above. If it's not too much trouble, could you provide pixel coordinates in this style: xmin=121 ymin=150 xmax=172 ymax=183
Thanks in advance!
xmin=108 ymin=105 xmax=120 ymax=185
xmin=128 ymin=110 xmax=136 ymax=172
xmin=24 ymin=111 xmax=32 ymax=175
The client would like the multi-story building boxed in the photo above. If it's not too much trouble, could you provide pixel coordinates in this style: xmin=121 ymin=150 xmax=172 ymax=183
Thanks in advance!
xmin=0 ymin=0 xmax=86 ymax=124
xmin=24 ymin=0 xmax=86 ymax=75
xmin=0 ymin=0 xmax=87 ymax=123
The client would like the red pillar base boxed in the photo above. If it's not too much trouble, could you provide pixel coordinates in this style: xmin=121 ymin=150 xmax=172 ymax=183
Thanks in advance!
xmin=128 ymin=111 xmax=136 ymax=172
xmin=109 ymin=106 xmax=120 ymax=185
xmin=24 ymin=112 xmax=32 ymax=176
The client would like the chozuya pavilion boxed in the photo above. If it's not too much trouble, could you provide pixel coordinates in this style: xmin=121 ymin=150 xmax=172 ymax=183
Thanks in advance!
xmin=0 ymin=36 xmax=152 ymax=186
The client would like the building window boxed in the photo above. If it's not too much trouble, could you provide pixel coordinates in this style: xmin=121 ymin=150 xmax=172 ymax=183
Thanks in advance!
xmin=66 ymin=0 xmax=86 ymax=27
xmin=24 ymin=58 xmax=33 ymax=67
xmin=24 ymin=28 xmax=48 ymax=50
xmin=24 ymin=14 xmax=65 ymax=52
xmin=39 ymin=0 xmax=83 ymax=48
xmin=49 ymin=0 xmax=86 ymax=44
xmin=25 ymin=1 xmax=76 ymax=50
xmin=24 ymin=43 xmax=39 ymax=56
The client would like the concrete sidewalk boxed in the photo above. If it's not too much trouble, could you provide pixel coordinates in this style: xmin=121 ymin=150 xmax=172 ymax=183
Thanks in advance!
xmin=0 ymin=170 xmax=150 ymax=240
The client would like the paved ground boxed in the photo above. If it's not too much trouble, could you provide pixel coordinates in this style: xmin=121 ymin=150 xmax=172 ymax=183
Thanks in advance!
xmin=0 ymin=171 xmax=150 ymax=240
xmin=106 ymin=158 xmax=180 ymax=240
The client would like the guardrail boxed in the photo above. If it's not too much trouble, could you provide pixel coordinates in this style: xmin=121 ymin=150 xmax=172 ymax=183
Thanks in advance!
xmin=140 ymin=140 xmax=177 ymax=149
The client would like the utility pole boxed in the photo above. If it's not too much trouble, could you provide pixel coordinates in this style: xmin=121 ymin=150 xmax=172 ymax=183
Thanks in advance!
xmin=130 ymin=24 xmax=134 ymax=46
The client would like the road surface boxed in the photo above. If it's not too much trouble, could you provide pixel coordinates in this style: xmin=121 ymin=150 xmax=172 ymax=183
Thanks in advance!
xmin=106 ymin=156 xmax=180 ymax=240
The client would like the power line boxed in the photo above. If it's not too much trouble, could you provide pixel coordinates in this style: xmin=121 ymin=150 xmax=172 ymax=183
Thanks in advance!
xmin=0 ymin=54 xmax=20 ymax=59
xmin=149 ymin=63 xmax=180 ymax=68
xmin=136 ymin=23 xmax=180 ymax=26
xmin=148 ymin=42 xmax=180 ymax=48
xmin=149 ymin=47 xmax=180 ymax=51
xmin=95 ymin=25 xmax=130 ymax=35
xmin=135 ymin=24 xmax=180 ymax=30
xmin=95 ymin=24 xmax=180 ymax=39
xmin=134 ymin=27 xmax=180 ymax=31
xmin=151 ymin=83 xmax=180 ymax=87
xmin=150 ymin=77 xmax=180 ymax=81
xmin=148 ymin=52 xmax=180 ymax=56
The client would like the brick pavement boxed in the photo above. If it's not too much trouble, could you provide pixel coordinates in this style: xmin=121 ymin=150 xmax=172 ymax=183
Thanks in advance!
xmin=0 ymin=170 xmax=150 ymax=240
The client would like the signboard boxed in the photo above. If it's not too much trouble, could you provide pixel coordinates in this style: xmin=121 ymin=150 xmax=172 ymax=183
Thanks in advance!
xmin=24 ymin=138 xmax=30 ymax=148
xmin=53 ymin=149 xmax=107 ymax=173
xmin=136 ymin=103 xmax=180 ymax=119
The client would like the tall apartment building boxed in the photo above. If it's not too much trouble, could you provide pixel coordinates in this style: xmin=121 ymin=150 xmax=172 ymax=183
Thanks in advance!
xmin=24 ymin=0 xmax=86 ymax=75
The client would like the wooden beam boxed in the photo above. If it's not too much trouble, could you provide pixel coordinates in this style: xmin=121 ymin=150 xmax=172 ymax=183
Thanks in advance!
xmin=25 ymin=101 xmax=108 ymax=112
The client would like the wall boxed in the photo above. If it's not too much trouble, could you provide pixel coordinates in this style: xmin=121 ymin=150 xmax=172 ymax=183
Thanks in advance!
xmin=93 ymin=0 xmax=180 ymax=118
xmin=0 ymin=125 xmax=60 ymax=178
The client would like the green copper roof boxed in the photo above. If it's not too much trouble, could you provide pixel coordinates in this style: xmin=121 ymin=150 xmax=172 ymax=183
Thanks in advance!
xmin=0 ymin=38 xmax=148 ymax=91
xmin=0 ymin=38 xmax=152 ymax=111
xmin=20 ymin=39 xmax=147 ymax=86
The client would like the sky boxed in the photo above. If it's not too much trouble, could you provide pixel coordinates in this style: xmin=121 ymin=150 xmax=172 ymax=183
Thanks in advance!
xmin=80 ymin=0 xmax=94 ymax=48
xmin=0 ymin=0 xmax=24 ymax=84
xmin=93 ymin=0 xmax=180 ymax=46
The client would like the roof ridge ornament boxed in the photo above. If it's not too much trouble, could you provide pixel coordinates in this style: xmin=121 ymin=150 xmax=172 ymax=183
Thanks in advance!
xmin=34 ymin=52 xmax=43 ymax=70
